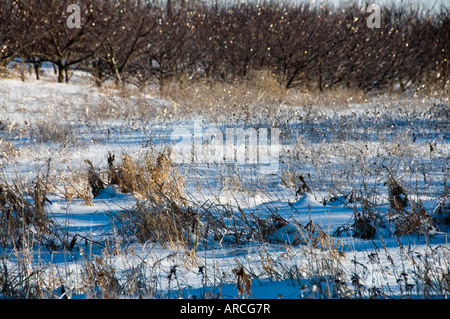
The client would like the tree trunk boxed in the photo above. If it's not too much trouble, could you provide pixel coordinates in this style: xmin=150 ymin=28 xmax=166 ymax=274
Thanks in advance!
xmin=33 ymin=62 xmax=41 ymax=80
xmin=57 ymin=62 xmax=64 ymax=83
xmin=167 ymin=0 xmax=172 ymax=18
xmin=111 ymin=57 xmax=122 ymax=84
xmin=64 ymin=64 xmax=70 ymax=83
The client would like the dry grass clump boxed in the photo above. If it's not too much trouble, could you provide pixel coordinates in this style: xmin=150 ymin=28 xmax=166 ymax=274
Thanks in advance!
xmin=0 ymin=121 xmax=20 ymax=161
xmin=28 ymin=121 xmax=78 ymax=147
xmin=388 ymin=174 xmax=409 ymax=213
xmin=115 ymin=201 xmax=202 ymax=249
xmin=80 ymin=254 xmax=122 ymax=299
xmin=349 ymin=195 xmax=384 ymax=240
xmin=0 ymin=174 xmax=54 ymax=248
xmin=254 ymin=214 xmax=290 ymax=242
xmin=59 ymin=166 xmax=93 ymax=206
xmin=0 ymin=140 xmax=20 ymax=160
xmin=107 ymin=149 xmax=185 ymax=205
xmin=83 ymin=149 xmax=186 ymax=204
xmin=393 ymin=201 xmax=434 ymax=237
xmin=0 ymin=65 xmax=9 ymax=78
xmin=433 ymin=197 xmax=450 ymax=230
xmin=101 ymin=149 xmax=194 ymax=248
xmin=387 ymin=173 xmax=434 ymax=237
xmin=85 ymin=159 xmax=106 ymax=198
xmin=232 ymin=266 xmax=252 ymax=299
xmin=332 ymin=171 xmax=437 ymax=240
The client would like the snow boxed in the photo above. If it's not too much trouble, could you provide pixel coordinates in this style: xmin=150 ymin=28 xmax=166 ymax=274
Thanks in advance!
xmin=0 ymin=71 xmax=449 ymax=299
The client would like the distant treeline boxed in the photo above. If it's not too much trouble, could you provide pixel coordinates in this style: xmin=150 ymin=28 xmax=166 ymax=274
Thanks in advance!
xmin=1 ymin=0 xmax=448 ymax=92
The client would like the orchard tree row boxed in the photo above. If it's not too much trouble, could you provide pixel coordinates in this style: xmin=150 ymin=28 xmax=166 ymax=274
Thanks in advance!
xmin=1 ymin=0 xmax=448 ymax=92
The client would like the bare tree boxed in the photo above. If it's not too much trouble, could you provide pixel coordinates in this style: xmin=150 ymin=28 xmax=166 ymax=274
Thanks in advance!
xmin=0 ymin=1 xmax=32 ymax=68
xmin=21 ymin=0 xmax=104 ymax=83
xmin=88 ymin=0 xmax=158 ymax=85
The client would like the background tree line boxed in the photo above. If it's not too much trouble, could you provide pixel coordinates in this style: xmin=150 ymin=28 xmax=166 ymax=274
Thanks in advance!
xmin=1 ymin=0 xmax=448 ymax=92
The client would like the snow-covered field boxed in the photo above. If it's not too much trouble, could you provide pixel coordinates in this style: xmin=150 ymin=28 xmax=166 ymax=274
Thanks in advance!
xmin=0 ymin=70 xmax=449 ymax=299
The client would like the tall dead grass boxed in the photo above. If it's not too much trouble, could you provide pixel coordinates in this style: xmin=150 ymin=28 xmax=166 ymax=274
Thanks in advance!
xmin=0 ymin=170 xmax=54 ymax=249
xmin=106 ymin=149 xmax=185 ymax=204
xmin=160 ymin=70 xmax=368 ymax=122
